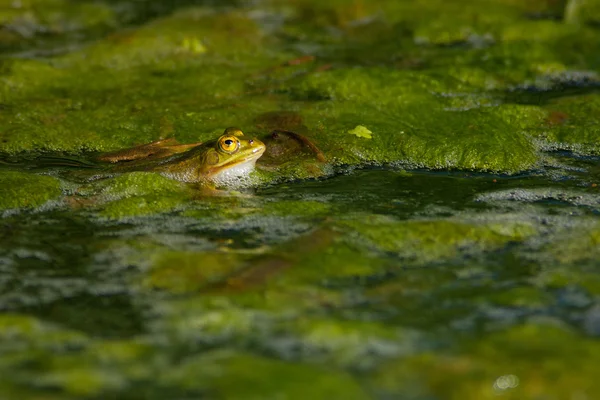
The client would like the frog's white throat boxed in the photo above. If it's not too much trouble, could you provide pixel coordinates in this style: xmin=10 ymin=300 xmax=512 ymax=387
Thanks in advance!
xmin=210 ymin=158 xmax=258 ymax=187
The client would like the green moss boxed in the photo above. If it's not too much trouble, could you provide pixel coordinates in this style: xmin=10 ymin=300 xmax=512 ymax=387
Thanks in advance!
xmin=372 ymin=322 xmax=600 ymax=399
xmin=275 ymin=241 xmax=387 ymax=286
xmin=0 ymin=1 xmax=597 ymax=175
xmin=537 ymin=94 xmax=600 ymax=154
xmin=0 ymin=0 xmax=114 ymax=26
xmin=534 ymin=224 xmax=600 ymax=294
xmin=0 ymin=171 xmax=62 ymax=210
xmin=34 ymin=339 xmax=157 ymax=397
xmin=0 ymin=0 xmax=599 ymax=176
xmin=101 ymin=195 xmax=184 ymax=218
xmin=405 ymin=0 xmax=521 ymax=44
xmin=542 ymin=223 xmax=600 ymax=264
xmin=145 ymin=251 xmax=245 ymax=293
xmin=292 ymin=318 xmax=412 ymax=368
xmin=95 ymin=172 xmax=192 ymax=218
xmin=494 ymin=104 xmax=548 ymax=131
xmin=536 ymin=267 xmax=600 ymax=295
xmin=87 ymin=340 xmax=153 ymax=364
xmin=0 ymin=314 xmax=59 ymax=343
xmin=38 ymin=367 xmax=123 ymax=397
xmin=235 ymin=227 xmax=373 ymax=286
xmin=0 ymin=9 xmax=284 ymax=154
xmin=337 ymin=215 xmax=536 ymax=263
xmin=565 ymin=0 xmax=600 ymax=24
xmin=161 ymin=300 xmax=264 ymax=341
xmin=0 ymin=314 xmax=88 ymax=364
xmin=0 ymin=0 xmax=115 ymax=54
xmin=291 ymin=68 xmax=539 ymax=172
xmin=488 ymin=286 xmax=552 ymax=307
xmin=164 ymin=350 xmax=370 ymax=400
xmin=99 ymin=172 xmax=189 ymax=198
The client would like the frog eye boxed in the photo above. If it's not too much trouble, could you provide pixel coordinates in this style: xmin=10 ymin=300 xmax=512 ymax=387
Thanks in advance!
xmin=218 ymin=136 xmax=239 ymax=153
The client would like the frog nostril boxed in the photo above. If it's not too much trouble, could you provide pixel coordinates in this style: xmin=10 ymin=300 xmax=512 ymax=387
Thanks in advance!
xmin=249 ymin=139 xmax=254 ymax=144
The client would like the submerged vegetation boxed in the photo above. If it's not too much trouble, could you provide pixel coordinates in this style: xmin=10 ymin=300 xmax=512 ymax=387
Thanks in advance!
xmin=1 ymin=0 xmax=600 ymax=398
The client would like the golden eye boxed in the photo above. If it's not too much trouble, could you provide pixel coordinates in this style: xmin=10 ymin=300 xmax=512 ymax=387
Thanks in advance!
xmin=218 ymin=136 xmax=239 ymax=153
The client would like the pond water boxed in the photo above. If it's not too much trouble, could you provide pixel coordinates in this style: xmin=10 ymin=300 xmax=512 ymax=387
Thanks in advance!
xmin=1 ymin=0 xmax=600 ymax=399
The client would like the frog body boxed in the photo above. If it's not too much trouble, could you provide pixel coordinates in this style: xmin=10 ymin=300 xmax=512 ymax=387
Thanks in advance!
xmin=101 ymin=128 xmax=266 ymax=186
xmin=88 ymin=116 xmax=330 ymax=191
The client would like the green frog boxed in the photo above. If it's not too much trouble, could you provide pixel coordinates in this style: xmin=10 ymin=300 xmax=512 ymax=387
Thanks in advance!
xmin=99 ymin=127 xmax=267 ymax=186
xmin=97 ymin=124 xmax=325 ymax=186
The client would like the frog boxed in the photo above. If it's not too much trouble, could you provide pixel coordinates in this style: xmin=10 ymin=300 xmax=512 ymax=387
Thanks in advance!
xmin=99 ymin=127 xmax=267 ymax=187
xmin=97 ymin=120 xmax=326 ymax=186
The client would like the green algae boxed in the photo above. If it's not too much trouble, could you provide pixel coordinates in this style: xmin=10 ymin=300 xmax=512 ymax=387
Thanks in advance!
xmin=532 ymin=223 xmax=600 ymax=295
xmin=0 ymin=9 xmax=284 ymax=154
xmin=0 ymin=0 xmax=115 ymax=55
xmin=487 ymin=286 xmax=553 ymax=308
xmin=565 ymin=0 xmax=600 ymax=24
xmin=1 ymin=0 xmax=598 ymax=174
xmin=101 ymin=195 xmax=185 ymax=219
xmin=293 ymin=318 xmax=414 ymax=368
xmin=93 ymin=172 xmax=192 ymax=218
xmin=286 ymin=68 xmax=540 ymax=171
xmin=337 ymin=214 xmax=536 ymax=263
xmin=0 ymin=315 xmax=90 ymax=397
xmin=0 ymin=170 xmax=62 ymax=210
xmin=538 ymin=94 xmax=600 ymax=153
xmin=0 ymin=314 xmax=87 ymax=346
xmin=372 ymin=322 xmax=600 ymax=400
xmin=98 ymin=172 xmax=190 ymax=198
xmin=0 ymin=0 xmax=114 ymax=28
xmin=163 ymin=350 xmax=370 ymax=400
xmin=543 ymin=223 xmax=600 ymax=264
xmin=535 ymin=267 xmax=600 ymax=296
xmin=274 ymin=239 xmax=387 ymax=286
xmin=145 ymin=251 xmax=245 ymax=293
xmin=37 ymin=367 xmax=124 ymax=397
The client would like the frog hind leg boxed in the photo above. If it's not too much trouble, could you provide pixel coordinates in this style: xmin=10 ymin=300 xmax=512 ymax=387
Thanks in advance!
xmin=270 ymin=130 xmax=327 ymax=162
xmin=97 ymin=139 xmax=202 ymax=163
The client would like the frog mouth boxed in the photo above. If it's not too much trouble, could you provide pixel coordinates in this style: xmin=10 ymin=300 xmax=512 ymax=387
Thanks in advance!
xmin=228 ymin=146 xmax=265 ymax=166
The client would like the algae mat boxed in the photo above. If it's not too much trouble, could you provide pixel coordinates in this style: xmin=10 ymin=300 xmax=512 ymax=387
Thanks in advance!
xmin=1 ymin=0 xmax=600 ymax=399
